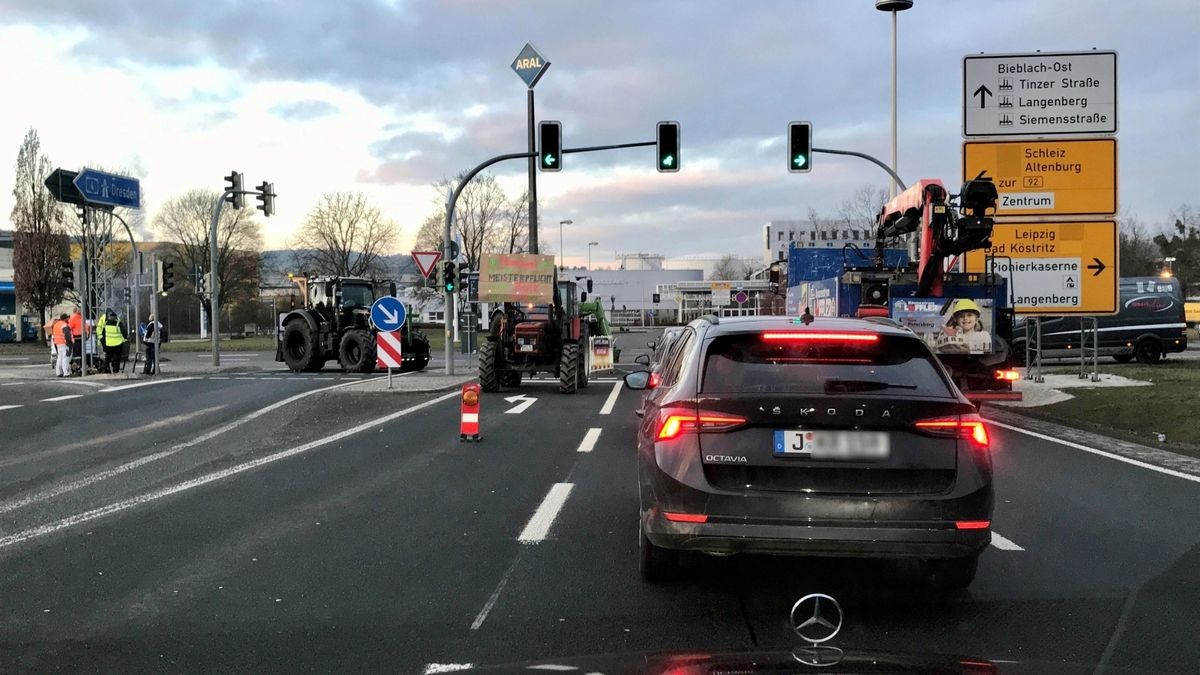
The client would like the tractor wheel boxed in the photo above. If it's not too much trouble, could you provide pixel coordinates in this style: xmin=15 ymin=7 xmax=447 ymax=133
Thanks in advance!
xmin=479 ymin=339 xmax=501 ymax=392
xmin=338 ymin=329 xmax=377 ymax=373
xmin=281 ymin=320 xmax=320 ymax=373
xmin=559 ymin=342 xmax=579 ymax=394
xmin=577 ymin=347 xmax=589 ymax=389
xmin=501 ymin=371 xmax=522 ymax=387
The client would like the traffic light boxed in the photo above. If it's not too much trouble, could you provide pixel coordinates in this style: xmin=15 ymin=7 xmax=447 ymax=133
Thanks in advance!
xmin=225 ymin=171 xmax=244 ymax=209
xmin=656 ymin=121 xmax=680 ymax=173
xmin=198 ymin=271 xmax=209 ymax=295
xmin=538 ymin=121 xmax=562 ymax=172
xmin=61 ymin=260 xmax=74 ymax=290
xmin=156 ymin=260 xmax=176 ymax=294
xmin=788 ymin=122 xmax=812 ymax=173
xmin=652 ymin=293 xmax=661 ymax=304
xmin=443 ymin=261 xmax=457 ymax=293
xmin=256 ymin=181 xmax=275 ymax=217
xmin=122 ymin=287 xmax=131 ymax=304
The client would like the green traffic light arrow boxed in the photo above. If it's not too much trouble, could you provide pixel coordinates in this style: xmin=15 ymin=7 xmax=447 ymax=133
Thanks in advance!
xmin=661 ymin=155 xmax=675 ymax=168
xmin=543 ymin=154 xmax=556 ymax=166
xmin=793 ymin=154 xmax=808 ymax=168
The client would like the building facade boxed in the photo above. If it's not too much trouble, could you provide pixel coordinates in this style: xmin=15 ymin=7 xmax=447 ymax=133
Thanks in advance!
xmin=763 ymin=220 xmax=874 ymax=264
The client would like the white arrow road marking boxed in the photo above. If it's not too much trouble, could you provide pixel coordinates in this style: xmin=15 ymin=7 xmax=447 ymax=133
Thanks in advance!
xmin=504 ymin=393 xmax=538 ymax=414
xmin=42 ymin=395 xmax=83 ymax=402
xmin=423 ymin=665 xmax=473 ymax=674
xmin=0 ymin=405 xmax=23 ymax=411
xmin=990 ymin=531 xmax=1024 ymax=551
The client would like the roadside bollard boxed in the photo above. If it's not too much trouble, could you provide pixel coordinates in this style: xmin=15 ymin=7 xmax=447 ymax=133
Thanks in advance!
xmin=460 ymin=382 xmax=481 ymax=442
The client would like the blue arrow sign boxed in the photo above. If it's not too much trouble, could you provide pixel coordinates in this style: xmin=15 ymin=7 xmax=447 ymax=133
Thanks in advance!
xmin=73 ymin=168 xmax=141 ymax=209
xmin=370 ymin=296 xmax=407 ymax=332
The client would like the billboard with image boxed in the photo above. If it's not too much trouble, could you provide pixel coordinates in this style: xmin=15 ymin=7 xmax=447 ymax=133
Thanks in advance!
xmin=892 ymin=297 xmax=995 ymax=355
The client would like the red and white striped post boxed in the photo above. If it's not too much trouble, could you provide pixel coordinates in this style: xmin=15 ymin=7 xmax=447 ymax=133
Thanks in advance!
xmin=460 ymin=383 xmax=481 ymax=442
xmin=376 ymin=330 xmax=404 ymax=389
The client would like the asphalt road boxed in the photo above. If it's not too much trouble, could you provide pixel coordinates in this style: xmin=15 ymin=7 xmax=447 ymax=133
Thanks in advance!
xmin=1 ymin=340 xmax=1199 ymax=672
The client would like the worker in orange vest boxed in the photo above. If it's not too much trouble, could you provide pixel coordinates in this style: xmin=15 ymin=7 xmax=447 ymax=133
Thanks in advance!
xmin=50 ymin=313 xmax=71 ymax=377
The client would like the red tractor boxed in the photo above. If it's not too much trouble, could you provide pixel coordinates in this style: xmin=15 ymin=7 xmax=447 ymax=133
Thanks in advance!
xmin=478 ymin=277 xmax=589 ymax=394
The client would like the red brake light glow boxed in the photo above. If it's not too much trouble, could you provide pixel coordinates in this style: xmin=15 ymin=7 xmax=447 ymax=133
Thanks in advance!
xmin=914 ymin=415 xmax=990 ymax=447
xmin=955 ymin=520 xmax=991 ymax=530
xmin=994 ymin=369 xmax=1020 ymax=381
xmin=665 ymin=512 xmax=708 ymax=523
xmin=648 ymin=372 xmax=662 ymax=389
xmin=761 ymin=332 xmax=879 ymax=343
xmin=656 ymin=410 xmax=748 ymax=441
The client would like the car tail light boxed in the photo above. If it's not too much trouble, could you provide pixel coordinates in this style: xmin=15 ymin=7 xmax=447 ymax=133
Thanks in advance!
xmin=648 ymin=372 xmax=662 ymax=389
xmin=761 ymin=331 xmax=879 ymax=342
xmin=665 ymin=512 xmax=708 ymax=523
xmin=994 ymin=369 xmax=1020 ymax=381
xmin=914 ymin=414 xmax=990 ymax=448
xmin=656 ymin=408 xmax=748 ymax=441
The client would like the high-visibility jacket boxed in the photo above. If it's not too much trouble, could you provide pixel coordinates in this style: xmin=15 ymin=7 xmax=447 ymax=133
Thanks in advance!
xmin=51 ymin=320 xmax=69 ymax=345
xmin=96 ymin=314 xmax=107 ymax=343
xmin=103 ymin=320 xmax=126 ymax=347
xmin=68 ymin=313 xmax=84 ymax=337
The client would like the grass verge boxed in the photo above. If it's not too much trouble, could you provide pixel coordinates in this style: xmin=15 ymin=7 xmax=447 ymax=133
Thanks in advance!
xmin=1014 ymin=359 xmax=1200 ymax=456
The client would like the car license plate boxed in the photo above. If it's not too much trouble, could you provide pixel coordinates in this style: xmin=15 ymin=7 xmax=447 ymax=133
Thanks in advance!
xmin=519 ymin=344 xmax=534 ymax=352
xmin=773 ymin=430 xmax=889 ymax=460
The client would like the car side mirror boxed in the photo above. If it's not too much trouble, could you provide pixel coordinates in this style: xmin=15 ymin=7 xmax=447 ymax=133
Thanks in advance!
xmin=634 ymin=354 xmax=650 ymax=366
xmin=624 ymin=371 xmax=651 ymax=390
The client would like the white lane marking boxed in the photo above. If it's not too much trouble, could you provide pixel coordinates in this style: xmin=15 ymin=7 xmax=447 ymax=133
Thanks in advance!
xmin=0 ymin=390 xmax=458 ymax=551
xmin=518 ymin=483 xmax=574 ymax=544
xmin=0 ymin=405 xmax=23 ymax=411
xmin=16 ymin=364 xmax=49 ymax=369
xmin=989 ymin=420 xmax=1200 ymax=486
xmin=2 ymin=381 xmax=29 ymax=386
xmin=423 ymin=664 xmax=473 ymax=674
xmin=235 ymin=377 xmax=257 ymax=380
xmin=99 ymin=377 xmax=197 ymax=393
xmin=503 ymin=394 xmax=537 ymax=414
xmin=41 ymin=395 xmax=83 ymax=402
xmin=470 ymin=554 xmax=520 ymax=631
xmin=210 ymin=376 xmax=230 ymax=380
xmin=0 ymin=378 xmax=382 ymax=513
xmin=0 ymin=357 xmax=31 ymax=361
xmin=260 ymin=377 xmax=282 ymax=380
xmin=991 ymin=531 xmax=1024 ymax=551
xmin=0 ymin=406 xmax=227 ymax=511
xmin=527 ymin=666 xmax=579 ymax=672
xmin=599 ymin=381 xmax=622 ymax=415
xmin=577 ymin=428 xmax=601 ymax=453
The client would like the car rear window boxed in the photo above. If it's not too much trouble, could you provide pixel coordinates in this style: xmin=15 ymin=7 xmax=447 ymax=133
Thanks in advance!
xmin=701 ymin=332 xmax=954 ymax=398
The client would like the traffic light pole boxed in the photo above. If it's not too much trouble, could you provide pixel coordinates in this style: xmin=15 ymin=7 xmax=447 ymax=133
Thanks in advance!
xmin=101 ymin=208 xmax=141 ymax=373
xmin=812 ymin=147 xmax=907 ymax=192
xmin=527 ymin=89 xmax=539 ymax=255
xmin=209 ymin=187 xmax=265 ymax=367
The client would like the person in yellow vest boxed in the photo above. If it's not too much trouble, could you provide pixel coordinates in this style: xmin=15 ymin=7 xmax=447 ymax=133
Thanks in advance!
xmin=100 ymin=310 xmax=127 ymax=374
xmin=51 ymin=313 xmax=71 ymax=377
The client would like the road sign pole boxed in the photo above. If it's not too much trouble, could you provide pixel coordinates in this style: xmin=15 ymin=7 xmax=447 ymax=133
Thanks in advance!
xmin=79 ymin=207 xmax=89 ymax=379
xmin=210 ymin=191 xmax=227 ymax=367
xmin=527 ymin=89 xmax=539 ymax=255
xmin=444 ymin=188 xmax=455 ymax=376
xmin=149 ymin=253 xmax=159 ymax=376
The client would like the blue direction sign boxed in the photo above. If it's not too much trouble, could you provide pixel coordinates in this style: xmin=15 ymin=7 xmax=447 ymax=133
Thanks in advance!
xmin=370 ymin=296 xmax=407 ymax=332
xmin=511 ymin=43 xmax=550 ymax=88
xmin=73 ymin=168 xmax=141 ymax=209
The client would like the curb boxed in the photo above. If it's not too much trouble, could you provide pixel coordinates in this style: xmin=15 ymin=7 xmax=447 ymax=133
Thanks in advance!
xmin=983 ymin=406 xmax=1200 ymax=480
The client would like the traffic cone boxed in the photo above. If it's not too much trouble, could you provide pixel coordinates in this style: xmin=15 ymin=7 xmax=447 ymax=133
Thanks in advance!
xmin=460 ymin=383 xmax=481 ymax=442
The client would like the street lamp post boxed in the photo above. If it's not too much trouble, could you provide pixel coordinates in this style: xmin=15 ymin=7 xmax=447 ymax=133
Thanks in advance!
xmin=876 ymin=0 xmax=912 ymax=199
xmin=559 ymin=219 xmax=573 ymax=269
xmin=587 ymin=242 xmax=599 ymax=271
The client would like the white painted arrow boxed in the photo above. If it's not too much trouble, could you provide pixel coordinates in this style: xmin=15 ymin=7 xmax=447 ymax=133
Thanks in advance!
xmin=504 ymin=394 xmax=538 ymax=414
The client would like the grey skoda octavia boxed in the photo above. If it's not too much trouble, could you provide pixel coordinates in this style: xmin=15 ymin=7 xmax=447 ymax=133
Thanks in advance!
xmin=624 ymin=315 xmax=993 ymax=589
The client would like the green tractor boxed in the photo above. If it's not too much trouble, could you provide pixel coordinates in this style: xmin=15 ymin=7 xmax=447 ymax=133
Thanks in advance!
xmin=275 ymin=276 xmax=431 ymax=373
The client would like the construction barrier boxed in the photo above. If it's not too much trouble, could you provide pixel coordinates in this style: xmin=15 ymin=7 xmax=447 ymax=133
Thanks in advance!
xmin=460 ymin=382 xmax=481 ymax=442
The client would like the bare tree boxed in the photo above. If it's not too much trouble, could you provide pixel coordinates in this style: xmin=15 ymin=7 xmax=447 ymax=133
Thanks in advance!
xmin=1117 ymin=211 xmax=1161 ymax=278
xmin=710 ymin=254 xmax=754 ymax=280
xmin=1153 ymin=203 xmax=1200 ymax=292
xmin=434 ymin=173 xmax=508 ymax=271
xmin=838 ymin=184 xmax=888 ymax=233
xmin=413 ymin=210 xmax=444 ymax=252
xmin=491 ymin=189 xmax=531 ymax=255
xmin=291 ymin=192 xmax=399 ymax=277
xmin=10 ymin=128 xmax=67 ymax=336
xmin=154 ymin=189 xmax=263 ymax=327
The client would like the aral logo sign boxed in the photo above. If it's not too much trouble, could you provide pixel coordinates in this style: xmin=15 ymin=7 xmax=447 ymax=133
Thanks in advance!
xmin=511 ymin=43 xmax=550 ymax=88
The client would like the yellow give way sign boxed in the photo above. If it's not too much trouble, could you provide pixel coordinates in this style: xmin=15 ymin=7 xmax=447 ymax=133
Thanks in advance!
xmin=963 ymin=139 xmax=1116 ymax=216
xmin=964 ymin=221 xmax=1119 ymax=315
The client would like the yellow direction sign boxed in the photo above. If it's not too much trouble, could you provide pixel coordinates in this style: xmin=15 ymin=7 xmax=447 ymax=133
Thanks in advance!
xmin=963 ymin=138 xmax=1116 ymax=217
xmin=964 ymin=220 xmax=1118 ymax=315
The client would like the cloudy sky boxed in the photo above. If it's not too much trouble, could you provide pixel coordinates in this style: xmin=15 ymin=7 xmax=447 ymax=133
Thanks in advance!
xmin=0 ymin=0 xmax=1195 ymax=267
